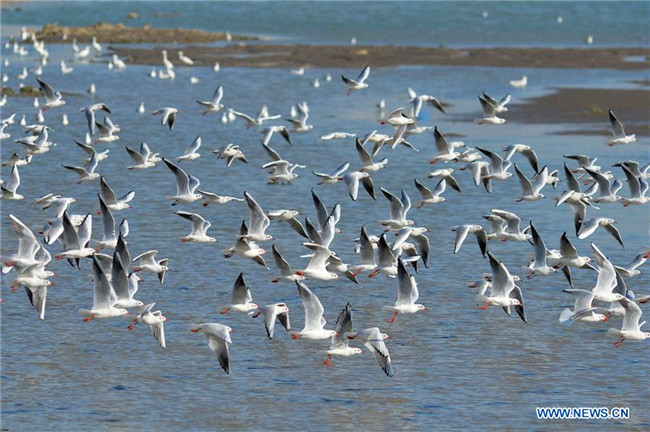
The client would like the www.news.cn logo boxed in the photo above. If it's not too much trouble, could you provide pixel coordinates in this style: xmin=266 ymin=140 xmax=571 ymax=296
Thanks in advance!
xmin=536 ymin=407 xmax=630 ymax=420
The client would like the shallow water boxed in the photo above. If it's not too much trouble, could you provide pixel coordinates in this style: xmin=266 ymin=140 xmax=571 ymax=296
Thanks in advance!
xmin=1 ymin=3 xmax=650 ymax=431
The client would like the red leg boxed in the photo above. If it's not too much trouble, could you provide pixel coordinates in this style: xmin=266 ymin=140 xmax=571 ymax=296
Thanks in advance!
xmin=390 ymin=311 xmax=398 ymax=324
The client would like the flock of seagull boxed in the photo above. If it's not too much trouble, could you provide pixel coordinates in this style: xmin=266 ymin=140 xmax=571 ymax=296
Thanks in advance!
xmin=1 ymin=28 xmax=649 ymax=378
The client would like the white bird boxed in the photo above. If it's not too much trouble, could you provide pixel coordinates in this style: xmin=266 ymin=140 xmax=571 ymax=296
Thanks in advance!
xmin=618 ymin=164 xmax=649 ymax=206
xmin=62 ymin=152 xmax=101 ymax=183
xmin=270 ymin=244 xmax=306 ymax=283
xmin=559 ymin=289 xmax=610 ymax=325
xmin=347 ymin=327 xmax=394 ymax=377
xmin=290 ymin=281 xmax=337 ymax=340
xmin=125 ymin=143 xmax=156 ymax=170
xmin=408 ymin=88 xmax=446 ymax=118
xmin=320 ymin=132 xmax=356 ymax=141
xmin=323 ymin=303 xmax=363 ymax=366
xmin=578 ymin=217 xmax=624 ymax=248
xmin=98 ymin=177 xmax=133 ymax=212
xmin=176 ymin=136 xmax=202 ymax=162
xmin=110 ymin=253 xmax=143 ymax=309
xmin=178 ymin=50 xmax=194 ymax=65
xmin=230 ymin=105 xmax=281 ymax=128
xmin=242 ymin=192 xmax=273 ymax=242
xmin=255 ymin=303 xmax=290 ymax=340
xmin=383 ymin=258 xmax=428 ymax=323
xmin=583 ymin=168 xmax=621 ymax=204
xmin=220 ymin=272 xmax=258 ymax=314
xmin=79 ymin=257 xmax=128 ymax=321
xmin=343 ymin=170 xmax=376 ymax=201
xmin=162 ymin=158 xmax=203 ymax=205
xmin=212 ymin=143 xmax=248 ymax=167
xmin=357 ymin=139 xmax=388 ymax=172
xmin=196 ymin=85 xmax=224 ymax=114
xmin=312 ymin=161 xmax=350 ymax=185
xmin=295 ymin=243 xmax=339 ymax=281
xmin=1 ymin=165 xmax=24 ymax=200
xmin=91 ymin=36 xmax=102 ymax=52
xmin=590 ymin=243 xmax=626 ymax=303
xmin=608 ymin=298 xmax=649 ymax=347
xmin=482 ymin=91 xmax=511 ymax=113
xmin=477 ymin=253 xmax=527 ymax=322
xmin=60 ymin=60 xmax=73 ymax=74
xmin=36 ymin=77 xmax=66 ymax=110
xmin=132 ymin=250 xmax=170 ymax=284
xmin=368 ymin=235 xmax=398 ymax=278
xmin=2 ymin=153 xmax=32 ymax=167
xmin=476 ymin=96 xmax=506 ymax=124
xmin=151 ymin=107 xmax=178 ymax=131
xmin=81 ymin=102 xmax=111 ymax=135
xmin=515 ymin=164 xmax=547 ymax=201
xmin=349 ymin=226 xmax=378 ymax=276
xmin=175 ymin=211 xmax=216 ymax=243
xmin=502 ymin=143 xmax=538 ymax=172
xmin=285 ymin=102 xmax=313 ymax=132
xmin=379 ymin=188 xmax=414 ymax=230
xmin=55 ymin=212 xmax=95 ymax=265
xmin=198 ymin=190 xmax=244 ymax=207
xmin=615 ymin=251 xmax=649 ymax=278
xmin=137 ymin=102 xmax=145 ymax=114
xmin=430 ymin=127 xmax=461 ymax=164
xmin=161 ymin=50 xmax=174 ymax=70
xmin=213 ymin=61 xmax=220 ymax=72
xmin=452 ymin=224 xmax=488 ymax=257
xmin=509 ymin=75 xmax=528 ymax=88
xmin=607 ymin=110 xmax=636 ymax=146
xmin=190 ymin=323 xmax=234 ymax=373
xmin=489 ymin=209 xmax=531 ymax=242
xmin=525 ymin=223 xmax=556 ymax=278
xmin=427 ymin=168 xmax=462 ymax=193
xmin=341 ymin=65 xmax=370 ymax=95
xmin=380 ymin=107 xmax=414 ymax=127
xmin=260 ymin=125 xmax=293 ymax=146
xmin=222 ymin=222 xmax=268 ymax=268
xmin=414 ymin=178 xmax=447 ymax=207
xmin=127 ymin=303 xmax=167 ymax=349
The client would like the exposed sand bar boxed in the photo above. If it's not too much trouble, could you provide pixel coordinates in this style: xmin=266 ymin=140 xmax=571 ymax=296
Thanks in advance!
xmin=110 ymin=44 xmax=650 ymax=70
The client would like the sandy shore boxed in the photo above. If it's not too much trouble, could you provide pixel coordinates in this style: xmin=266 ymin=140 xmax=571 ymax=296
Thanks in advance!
xmin=110 ymin=44 xmax=650 ymax=70
xmin=507 ymin=88 xmax=650 ymax=136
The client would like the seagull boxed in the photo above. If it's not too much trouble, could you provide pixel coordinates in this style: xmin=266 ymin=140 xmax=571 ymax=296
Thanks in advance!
xmin=368 ymin=235 xmax=398 ymax=278
xmin=15 ymin=126 xmax=52 ymax=155
xmin=343 ymin=171 xmax=376 ymax=201
xmin=379 ymin=188 xmax=414 ymax=230
xmin=127 ymin=303 xmax=167 ymax=349
xmin=1 ymin=165 xmax=23 ymax=200
xmin=75 ymin=140 xmax=109 ymax=164
xmin=380 ymin=107 xmax=414 ymax=127
xmin=476 ymin=147 xmax=512 ymax=187
xmin=476 ymin=96 xmax=506 ymax=124
xmin=312 ymin=161 xmax=350 ymax=185
xmin=296 ymin=243 xmax=339 ymax=281
xmin=427 ymin=168 xmax=462 ymax=193
xmin=615 ymin=251 xmax=649 ymax=278
xmin=125 ymin=143 xmax=156 ymax=170
xmin=407 ymin=88 xmax=446 ymax=118
xmin=151 ymin=107 xmax=178 ymax=131
xmin=260 ymin=125 xmax=293 ymax=146
xmin=563 ymin=154 xmax=601 ymax=174
xmin=55 ymin=212 xmax=95 ymax=265
xmin=459 ymin=161 xmax=491 ymax=191
xmin=514 ymin=164 xmax=547 ymax=201
xmin=290 ymin=281 xmax=337 ymax=340
xmin=618 ymin=164 xmax=649 ymax=206
xmin=489 ymin=209 xmax=531 ymax=242
xmin=212 ymin=143 xmax=248 ymax=167
xmin=95 ymin=195 xmax=127 ymax=250
xmin=81 ymin=103 xmax=111 ymax=135
xmin=62 ymin=152 xmax=100 ymax=183
xmin=190 ymin=323 xmax=234 ymax=374
xmin=242 ymin=192 xmax=273 ymax=242
xmin=392 ymin=226 xmax=430 ymax=269
xmin=94 ymin=117 xmax=119 ymax=141
xmin=414 ymin=178 xmax=447 ymax=207
xmin=559 ymin=289 xmax=610 ymax=325
xmin=383 ymin=258 xmax=428 ymax=323
xmin=525 ymin=222 xmax=556 ymax=278
xmin=222 ymin=221 xmax=268 ymax=268
xmin=263 ymin=160 xmax=305 ymax=185
xmin=452 ymin=224 xmax=488 ymax=257
xmin=341 ymin=65 xmax=370 ymax=95
xmin=221 ymin=273 xmax=258 ymax=314
xmin=349 ymin=226 xmax=378 ymax=276
xmin=320 ymin=132 xmax=356 ymax=141
xmin=132 ymin=250 xmax=170 ymax=284
xmin=552 ymin=232 xmax=595 ymax=285
xmin=578 ymin=217 xmax=624 ymax=248
xmin=198 ymin=190 xmax=244 ymax=207
xmin=161 ymin=49 xmax=174 ymax=70
xmin=346 ymin=327 xmax=394 ymax=377
xmin=590 ymin=243 xmax=626 ymax=303
xmin=2 ymin=153 xmax=32 ymax=167
xmin=285 ymin=102 xmax=313 ymax=132
xmin=503 ymin=144 xmax=538 ymax=173
xmin=110 ymin=253 xmax=143 ymax=309
xmin=79 ymin=257 xmax=128 ymax=321
xmin=254 ymin=303 xmax=290 ymax=340
xmin=271 ymin=244 xmax=306 ymax=283
xmin=482 ymin=91 xmax=510 ymax=113
xmin=175 ymin=211 xmax=217 ymax=243
xmin=583 ymin=168 xmax=621 ymax=204
xmin=607 ymin=110 xmax=636 ymax=146
xmin=36 ymin=77 xmax=65 ymax=110
xmin=196 ymin=85 xmax=224 ymax=114
xmin=163 ymin=158 xmax=203 ymax=205
xmin=98 ymin=178 xmax=134 ymax=213
xmin=178 ymin=50 xmax=194 ymax=65
xmin=230 ymin=105 xmax=281 ymax=128
xmin=176 ymin=136 xmax=202 ymax=162
xmin=429 ymin=127 xmax=460 ymax=164
xmin=608 ymin=298 xmax=649 ymax=347
xmin=477 ymin=253 xmax=527 ymax=322
xmin=324 ymin=303 xmax=363 ymax=366
xmin=357 ymin=139 xmax=388 ymax=172
xmin=509 ymin=75 xmax=527 ymax=88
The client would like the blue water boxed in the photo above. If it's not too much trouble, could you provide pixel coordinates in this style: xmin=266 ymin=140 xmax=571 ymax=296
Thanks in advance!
xmin=1 ymin=1 xmax=649 ymax=48
xmin=1 ymin=2 xmax=649 ymax=431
